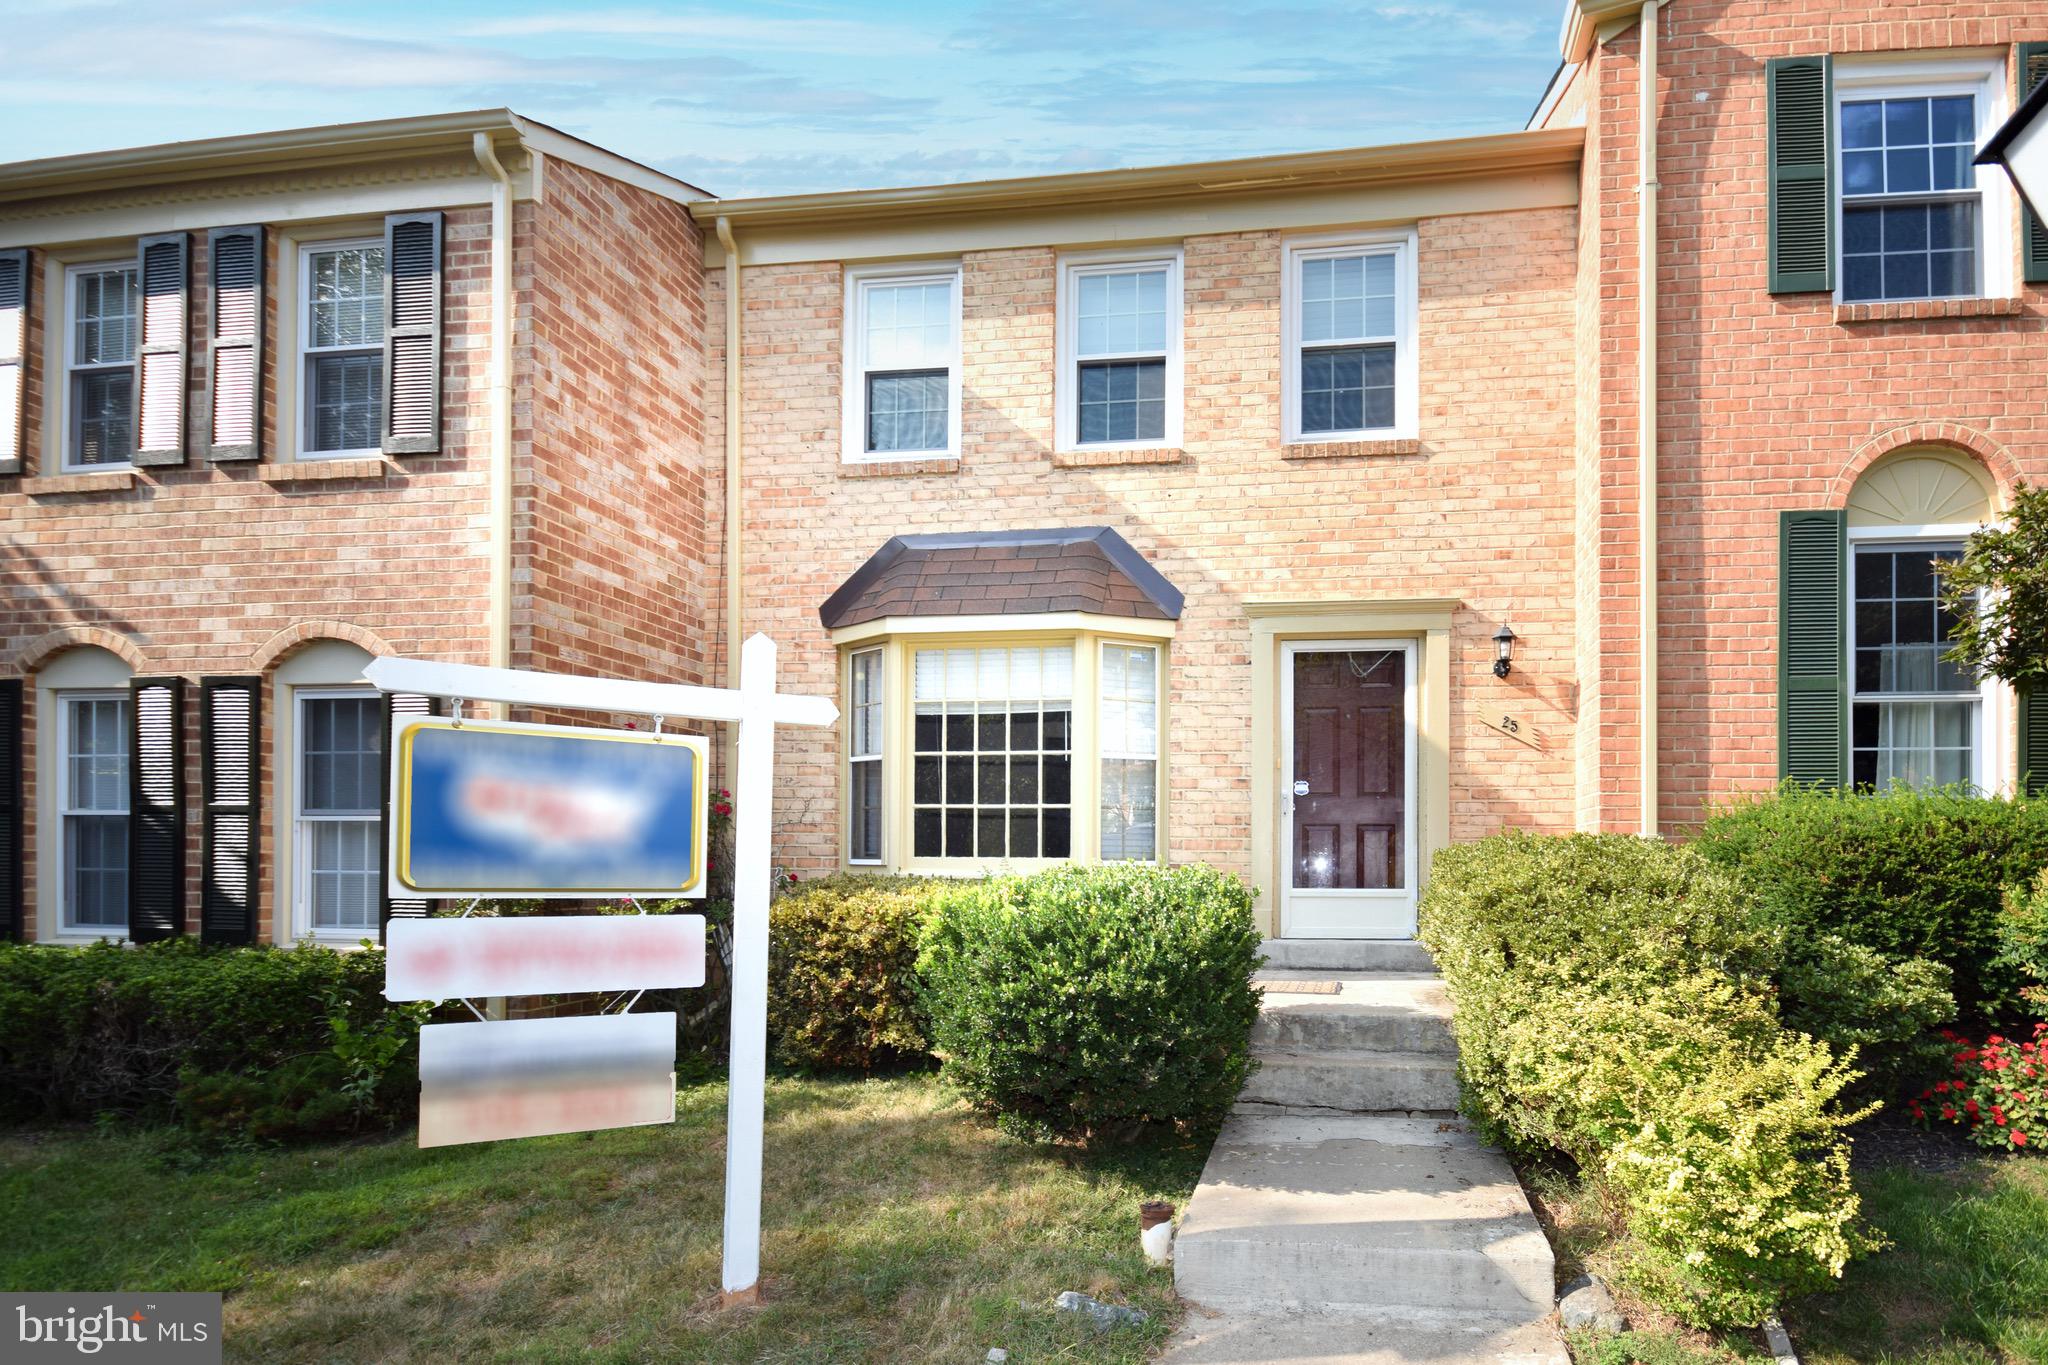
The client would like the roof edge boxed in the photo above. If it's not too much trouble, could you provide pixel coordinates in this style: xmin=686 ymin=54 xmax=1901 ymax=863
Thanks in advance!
xmin=691 ymin=127 xmax=1584 ymax=229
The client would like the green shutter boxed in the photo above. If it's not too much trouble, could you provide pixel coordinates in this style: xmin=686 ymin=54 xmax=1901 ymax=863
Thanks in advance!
xmin=2022 ymin=43 xmax=2048 ymax=285
xmin=1768 ymin=55 xmax=1834 ymax=294
xmin=2020 ymin=686 xmax=2048 ymax=796
xmin=1779 ymin=510 xmax=1847 ymax=785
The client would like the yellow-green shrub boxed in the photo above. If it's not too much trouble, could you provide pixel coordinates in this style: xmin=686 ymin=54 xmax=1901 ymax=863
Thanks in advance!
xmin=1420 ymin=833 xmax=1881 ymax=1326
xmin=766 ymin=875 xmax=955 ymax=1072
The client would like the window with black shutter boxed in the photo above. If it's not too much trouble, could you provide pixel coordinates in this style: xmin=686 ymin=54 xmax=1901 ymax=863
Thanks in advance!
xmin=381 ymin=213 xmax=442 ymax=455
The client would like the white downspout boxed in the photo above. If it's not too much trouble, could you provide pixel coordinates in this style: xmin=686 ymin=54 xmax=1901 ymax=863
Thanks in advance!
xmin=716 ymin=217 xmax=743 ymax=771
xmin=473 ymin=133 xmax=514 ymax=682
xmin=1637 ymin=1 xmax=1661 ymax=838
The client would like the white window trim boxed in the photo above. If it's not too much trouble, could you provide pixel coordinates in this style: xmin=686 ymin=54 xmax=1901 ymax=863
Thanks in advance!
xmin=1845 ymin=524 xmax=2003 ymax=793
xmin=1054 ymin=247 xmax=1184 ymax=453
xmin=846 ymin=646 xmax=885 ymax=865
xmin=60 ymin=259 xmax=138 ymax=474
xmin=1831 ymin=54 xmax=2014 ymax=303
xmin=296 ymin=237 xmax=385 ymax=462
xmin=54 ymin=689 xmax=129 ymax=938
xmin=1097 ymin=639 xmax=1163 ymax=864
xmin=1280 ymin=229 xmax=1421 ymax=443
xmin=840 ymin=261 xmax=963 ymax=464
xmin=291 ymin=685 xmax=382 ymax=945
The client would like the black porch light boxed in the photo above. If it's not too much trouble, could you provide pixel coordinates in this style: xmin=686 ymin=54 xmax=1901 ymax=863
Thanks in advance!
xmin=1492 ymin=623 xmax=1517 ymax=679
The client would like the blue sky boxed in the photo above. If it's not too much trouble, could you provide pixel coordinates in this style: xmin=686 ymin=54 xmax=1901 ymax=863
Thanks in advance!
xmin=0 ymin=0 xmax=1564 ymax=197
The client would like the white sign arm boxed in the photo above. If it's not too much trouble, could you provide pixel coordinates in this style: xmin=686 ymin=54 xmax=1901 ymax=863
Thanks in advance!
xmin=362 ymin=655 xmax=838 ymax=730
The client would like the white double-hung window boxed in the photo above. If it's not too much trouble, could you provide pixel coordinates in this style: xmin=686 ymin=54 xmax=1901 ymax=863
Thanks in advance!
xmin=1098 ymin=642 xmax=1160 ymax=861
xmin=1849 ymin=541 xmax=1986 ymax=790
xmin=1834 ymin=57 xmax=2011 ymax=303
xmin=1283 ymin=232 xmax=1418 ymax=441
xmin=296 ymin=690 xmax=384 ymax=937
xmin=57 ymin=693 xmax=129 ymax=933
xmin=1058 ymin=251 xmax=1182 ymax=450
xmin=848 ymin=648 xmax=884 ymax=863
xmin=299 ymin=240 xmax=385 ymax=458
xmin=843 ymin=264 xmax=960 ymax=462
xmin=64 ymin=263 xmax=140 ymax=469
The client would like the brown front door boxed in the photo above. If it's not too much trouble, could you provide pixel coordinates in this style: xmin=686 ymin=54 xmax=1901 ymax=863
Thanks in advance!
xmin=1282 ymin=642 xmax=1414 ymax=938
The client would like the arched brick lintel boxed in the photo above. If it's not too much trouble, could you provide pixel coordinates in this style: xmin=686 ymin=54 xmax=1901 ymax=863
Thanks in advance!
xmin=1828 ymin=422 xmax=2023 ymax=508
xmin=10 ymin=626 xmax=151 ymax=674
xmin=250 ymin=621 xmax=394 ymax=674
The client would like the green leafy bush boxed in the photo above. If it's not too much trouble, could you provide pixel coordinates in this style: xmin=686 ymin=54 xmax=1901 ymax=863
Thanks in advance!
xmin=1697 ymin=784 xmax=2048 ymax=1017
xmin=1994 ymin=868 xmax=2048 ymax=1015
xmin=0 ymin=939 xmax=421 ymax=1133
xmin=915 ymin=863 xmax=1261 ymax=1142
xmin=1420 ymin=833 xmax=1881 ymax=1326
xmin=767 ymin=874 xmax=955 ymax=1071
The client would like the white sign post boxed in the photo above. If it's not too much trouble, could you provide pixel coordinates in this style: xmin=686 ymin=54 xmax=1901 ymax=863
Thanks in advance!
xmin=364 ymin=634 xmax=835 ymax=1305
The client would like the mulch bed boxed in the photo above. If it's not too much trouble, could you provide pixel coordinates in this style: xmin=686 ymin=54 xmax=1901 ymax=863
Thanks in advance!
xmin=1846 ymin=1108 xmax=1992 ymax=1174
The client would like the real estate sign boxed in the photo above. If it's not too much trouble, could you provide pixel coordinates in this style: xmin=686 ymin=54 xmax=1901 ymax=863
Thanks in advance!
xmin=387 ymin=717 xmax=708 ymax=899
xmin=415 ymin=1012 xmax=680 ymax=1148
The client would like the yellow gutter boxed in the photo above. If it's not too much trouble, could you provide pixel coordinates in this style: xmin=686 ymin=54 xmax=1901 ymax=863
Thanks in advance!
xmin=1637 ymin=0 xmax=1662 ymax=837
xmin=716 ymin=217 xmax=744 ymax=768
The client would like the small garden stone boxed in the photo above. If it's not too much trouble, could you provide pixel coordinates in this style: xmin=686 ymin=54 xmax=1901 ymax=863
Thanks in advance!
xmin=1558 ymin=1273 xmax=1626 ymax=1334
xmin=1053 ymin=1291 xmax=1149 ymax=1331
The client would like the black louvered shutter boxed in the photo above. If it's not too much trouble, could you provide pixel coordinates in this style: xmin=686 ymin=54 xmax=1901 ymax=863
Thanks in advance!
xmin=127 ymin=677 xmax=185 ymax=941
xmin=380 ymin=692 xmax=436 ymax=939
xmin=132 ymin=233 xmax=190 ymax=466
xmin=0 ymin=680 xmax=21 ymax=941
xmin=206 ymin=227 xmax=263 ymax=462
xmin=2019 ymin=686 xmax=2048 ymax=797
xmin=2022 ymin=44 xmax=2048 ymax=285
xmin=0 ymin=250 xmax=26 ymax=477
xmin=1779 ymin=511 xmax=1847 ymax=785
xmin=200 ymin=677 xmax=260 ymax=944
xmin=1768 ymin=56 xmax=1834 ymax=295
xmin=382 ymin=213 xmax=442 ymax=455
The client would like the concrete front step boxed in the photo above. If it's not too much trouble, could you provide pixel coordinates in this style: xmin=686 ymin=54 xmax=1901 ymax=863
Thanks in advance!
xmin=1174 ymin=1115 xmax=1555 ymax=1323
xmin=1252 ymin=971 xmax=1457 ymax=1055
xmin=1260 ymin=938 xmax=1435 ymax=973
xmin=1162 ymin=1306 xmax=1568 ymax=1365
xmin=1237 ymin=1047 xmax=1461 ymax=1114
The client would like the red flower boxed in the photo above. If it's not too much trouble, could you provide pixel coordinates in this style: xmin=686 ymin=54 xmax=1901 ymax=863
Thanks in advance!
xmin=1943 ymin=1106 xmax=1958 ymax=1121
xmin=2016 ymin=1131 xmax=2031 ymax=1147
xmin=1966 ymin=1099 xmax=1981 ymax=1115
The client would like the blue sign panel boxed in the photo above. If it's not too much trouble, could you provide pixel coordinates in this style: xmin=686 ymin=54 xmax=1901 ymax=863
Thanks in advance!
xmin=391 ymin=719 xmax=708 ymax=898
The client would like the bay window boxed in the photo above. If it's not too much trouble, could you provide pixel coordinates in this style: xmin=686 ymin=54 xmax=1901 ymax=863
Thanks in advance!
xmin=839 ymin=631 xmax=1168 ymax=870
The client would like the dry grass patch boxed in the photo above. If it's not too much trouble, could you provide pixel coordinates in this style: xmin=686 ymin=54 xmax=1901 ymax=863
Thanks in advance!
xmin=1 ymin=1074 xmax=1209 ymax=1363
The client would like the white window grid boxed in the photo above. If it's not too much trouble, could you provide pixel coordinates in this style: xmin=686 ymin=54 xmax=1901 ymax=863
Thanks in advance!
xmin=911 ymin=644 xmax=1076 ymax=862
xmin=63 ymin=262 xmax=139 ymax=471
xmin=1846 ymin=534 xmax=1992 ymax=792
xmin=1098 ymin=641 xmax=1160 ymax=862
xmin=841 ymin=263 xmax=962 ymax=463
xmin=1831 ymin=57 xmax=2013 ymax=304
xmin=294 ymin=689 xmax=384 ymax=938
xmin=56 ymin=691 xmax=129 ymax=933
xmin=1281 ymin=231 xmax=1419 ymax=442
xmin=1055 ymin=249 xmax=1183 ymax=452
xmin=298 ymin=239 xmax=385 ymax=460
xmin=848 ymin=648 xmax=885 ymax=864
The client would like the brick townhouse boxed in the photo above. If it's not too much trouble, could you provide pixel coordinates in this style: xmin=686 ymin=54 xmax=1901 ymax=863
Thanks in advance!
xmin=3 ymin=0 xmax=2045 ymax=948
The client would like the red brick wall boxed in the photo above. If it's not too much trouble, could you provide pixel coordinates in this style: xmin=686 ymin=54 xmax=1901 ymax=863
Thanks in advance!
xmin=1571 ymin=1 xmax=2048 ymax=829
xmin=522 ymin=159 xmax=709 ymax=691
xmin=2 ymin=209 xmax=499 ymax=941
xmin=705 ymin=207 xmax=1582 ymax=882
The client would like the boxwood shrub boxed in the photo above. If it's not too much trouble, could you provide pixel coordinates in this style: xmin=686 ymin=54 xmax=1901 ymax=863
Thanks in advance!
xmin=1420 ymin=833 xmax=1882 ymax=1327
xmin=766 ymin=873 xmax=958 ymax=1072
xmin=915 ymin=862 xmax=1261 ymax=1141
xmin=1696 ymin=784 xmax=2048 ymax=1018
xmin=0 ymin=938 xmax=423 ymax=1137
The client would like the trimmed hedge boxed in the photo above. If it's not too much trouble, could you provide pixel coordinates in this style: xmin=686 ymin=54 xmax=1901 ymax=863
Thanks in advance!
xmin=0 ymin=939 xmax=424 ymax=1137
xmin=1697 ymin=785 xmax=2048 ymax=1018
xmin=767 ymin=874 xmax=956 ymax=1072
xmin=916 ymin=863 xmax=1261 ymax=1141
xmin=1421 ymin=833 xmax=1880 ymax=1327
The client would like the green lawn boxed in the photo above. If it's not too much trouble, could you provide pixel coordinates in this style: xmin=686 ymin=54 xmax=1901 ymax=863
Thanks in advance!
xmin=1538 ymin=1154 xmax=2048 ymax=1364
xmin=0 ymin=1074 xmax=1209 ymax=1363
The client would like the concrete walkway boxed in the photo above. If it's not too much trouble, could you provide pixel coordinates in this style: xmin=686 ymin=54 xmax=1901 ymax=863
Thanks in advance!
xmin=1165 ymin=941 xmax=1564 ymax=1364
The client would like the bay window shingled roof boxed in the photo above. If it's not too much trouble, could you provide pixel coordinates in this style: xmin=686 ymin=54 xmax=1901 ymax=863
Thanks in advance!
xmin=819 ymin=527 xmax=1183 ymax=629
